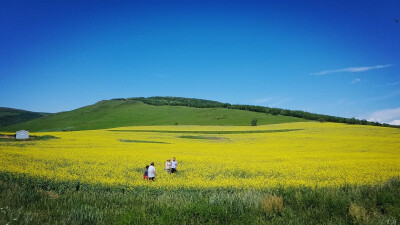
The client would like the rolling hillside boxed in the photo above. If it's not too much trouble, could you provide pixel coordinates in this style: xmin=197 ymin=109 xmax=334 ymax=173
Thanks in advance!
xmin=0 ymin=107 xmax=47 ymax=127
xmin=0 ymin=99 xmax=307 ymax=132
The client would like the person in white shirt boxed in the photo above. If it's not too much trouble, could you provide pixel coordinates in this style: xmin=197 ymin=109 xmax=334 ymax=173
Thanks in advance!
xmin=171 ymin=157 xmax=178 ymax=173
xmin=165 ymin=159 xmax=172 ymax=173
xmin=148 ymin=162 xmax=156 ymax=181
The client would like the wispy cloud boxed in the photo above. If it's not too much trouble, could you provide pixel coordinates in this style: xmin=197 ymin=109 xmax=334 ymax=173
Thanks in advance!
xmin=351 ymin=78 xmax=361 ymax=84
xmin=252 ymin=97 xmax=290 ymax=107
xmin=367 ymin=107 xmax=400 ymax=125
xmin=253 ymin=97 xmax=276 ymax=104
xmin=154 ymin=74 xmax=170 ymax=78
xmin=311 ymin=64 xmax=393 ymax=76
xmin=388 ymin=81 xmax=400 ymax=86
xmin=268 ymin=98 xmax=291 ymax=107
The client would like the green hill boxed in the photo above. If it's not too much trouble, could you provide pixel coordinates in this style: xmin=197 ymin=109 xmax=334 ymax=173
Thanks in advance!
xmin=2 ymin=96 xmax=395 ymax=132
xmin=0 ymin=99 xmax=306 ymax=132
xmin=0 ymin=107 xmax=47 ymax=128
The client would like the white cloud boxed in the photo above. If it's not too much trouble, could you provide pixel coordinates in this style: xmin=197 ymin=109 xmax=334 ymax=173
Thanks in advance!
xmin=351 ymin=78 xmax=361 ymax=84
xmin=311 ymin=64 xmax=393 ymax=76
xmin=389 ymin=120 xmax=400 ymax=125
xmin=367 ymin=107 xmax=400 ymax=124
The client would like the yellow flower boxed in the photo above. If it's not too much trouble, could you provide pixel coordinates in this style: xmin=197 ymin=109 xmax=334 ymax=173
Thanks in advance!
xmin=1 ymin=122 xmax=400 ymax=188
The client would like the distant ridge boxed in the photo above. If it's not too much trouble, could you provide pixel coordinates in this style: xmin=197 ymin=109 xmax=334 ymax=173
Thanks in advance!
xmin=0 ymin=97 xmax=397 ymax=132
xmin=0 ymin=107 xmax=48 ymax=128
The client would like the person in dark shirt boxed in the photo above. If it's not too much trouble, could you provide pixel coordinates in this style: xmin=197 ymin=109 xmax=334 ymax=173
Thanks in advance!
xmin=143 ymin=165 xmax=149 ymax=180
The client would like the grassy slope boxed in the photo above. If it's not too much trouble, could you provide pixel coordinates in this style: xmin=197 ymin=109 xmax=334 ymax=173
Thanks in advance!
xmin=0 ymin=100 xmax=306 ymax=132
xmin=0 ymin=107 xmax=47 ymax=127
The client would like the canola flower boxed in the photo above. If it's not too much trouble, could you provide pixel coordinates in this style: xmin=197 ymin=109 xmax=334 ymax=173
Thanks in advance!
xmin=1 ymin=122 xmax=400 ymax=189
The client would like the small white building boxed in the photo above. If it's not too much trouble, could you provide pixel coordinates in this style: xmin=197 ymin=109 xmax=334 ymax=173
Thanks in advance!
xmin=16 ymin=130 xmax=29 ymax=139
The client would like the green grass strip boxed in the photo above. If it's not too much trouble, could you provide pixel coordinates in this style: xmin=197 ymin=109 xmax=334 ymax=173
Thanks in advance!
xmin=109 ymin=129 xmax=302 ymax=134
xmin=179 ymin=135 xmax=229 ymax=140
xmin=179 ymin=135 xmax=209 ymax=139
xmin=119 ymin=139 xmax=170 ymax=144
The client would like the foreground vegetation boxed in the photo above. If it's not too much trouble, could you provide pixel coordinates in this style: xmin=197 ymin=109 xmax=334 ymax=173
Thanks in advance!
xmin=1 ymin=173 xmax=399 ymax=224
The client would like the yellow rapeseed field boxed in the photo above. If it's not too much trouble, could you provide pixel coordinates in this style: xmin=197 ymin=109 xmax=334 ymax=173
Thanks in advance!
xmin=1 ymin=122 xmax=400 ymax=189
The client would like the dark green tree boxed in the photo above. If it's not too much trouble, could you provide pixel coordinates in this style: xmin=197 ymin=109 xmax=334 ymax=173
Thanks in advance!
xmin=251 ymin=118 xmax=258 ymax=126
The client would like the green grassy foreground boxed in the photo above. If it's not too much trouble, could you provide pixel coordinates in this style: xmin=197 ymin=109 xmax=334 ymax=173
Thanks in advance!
xmin=1 ymin=173 xmax=399 ymax=224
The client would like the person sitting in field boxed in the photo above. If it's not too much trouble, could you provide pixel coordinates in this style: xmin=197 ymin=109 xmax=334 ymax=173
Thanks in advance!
xmin=165 ymin=159 xmax=172 ymax=173
xmin=148 ymin=162 xmax=156 ymax=181
xmin=143 ymin=165 xmax=149 ymax=180
xmin=171 ymin=157 xmax=178 ymax=173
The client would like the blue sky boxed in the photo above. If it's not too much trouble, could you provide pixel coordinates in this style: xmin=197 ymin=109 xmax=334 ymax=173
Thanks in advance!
xmin=1 ymin=0 xmax=400 ymax=124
